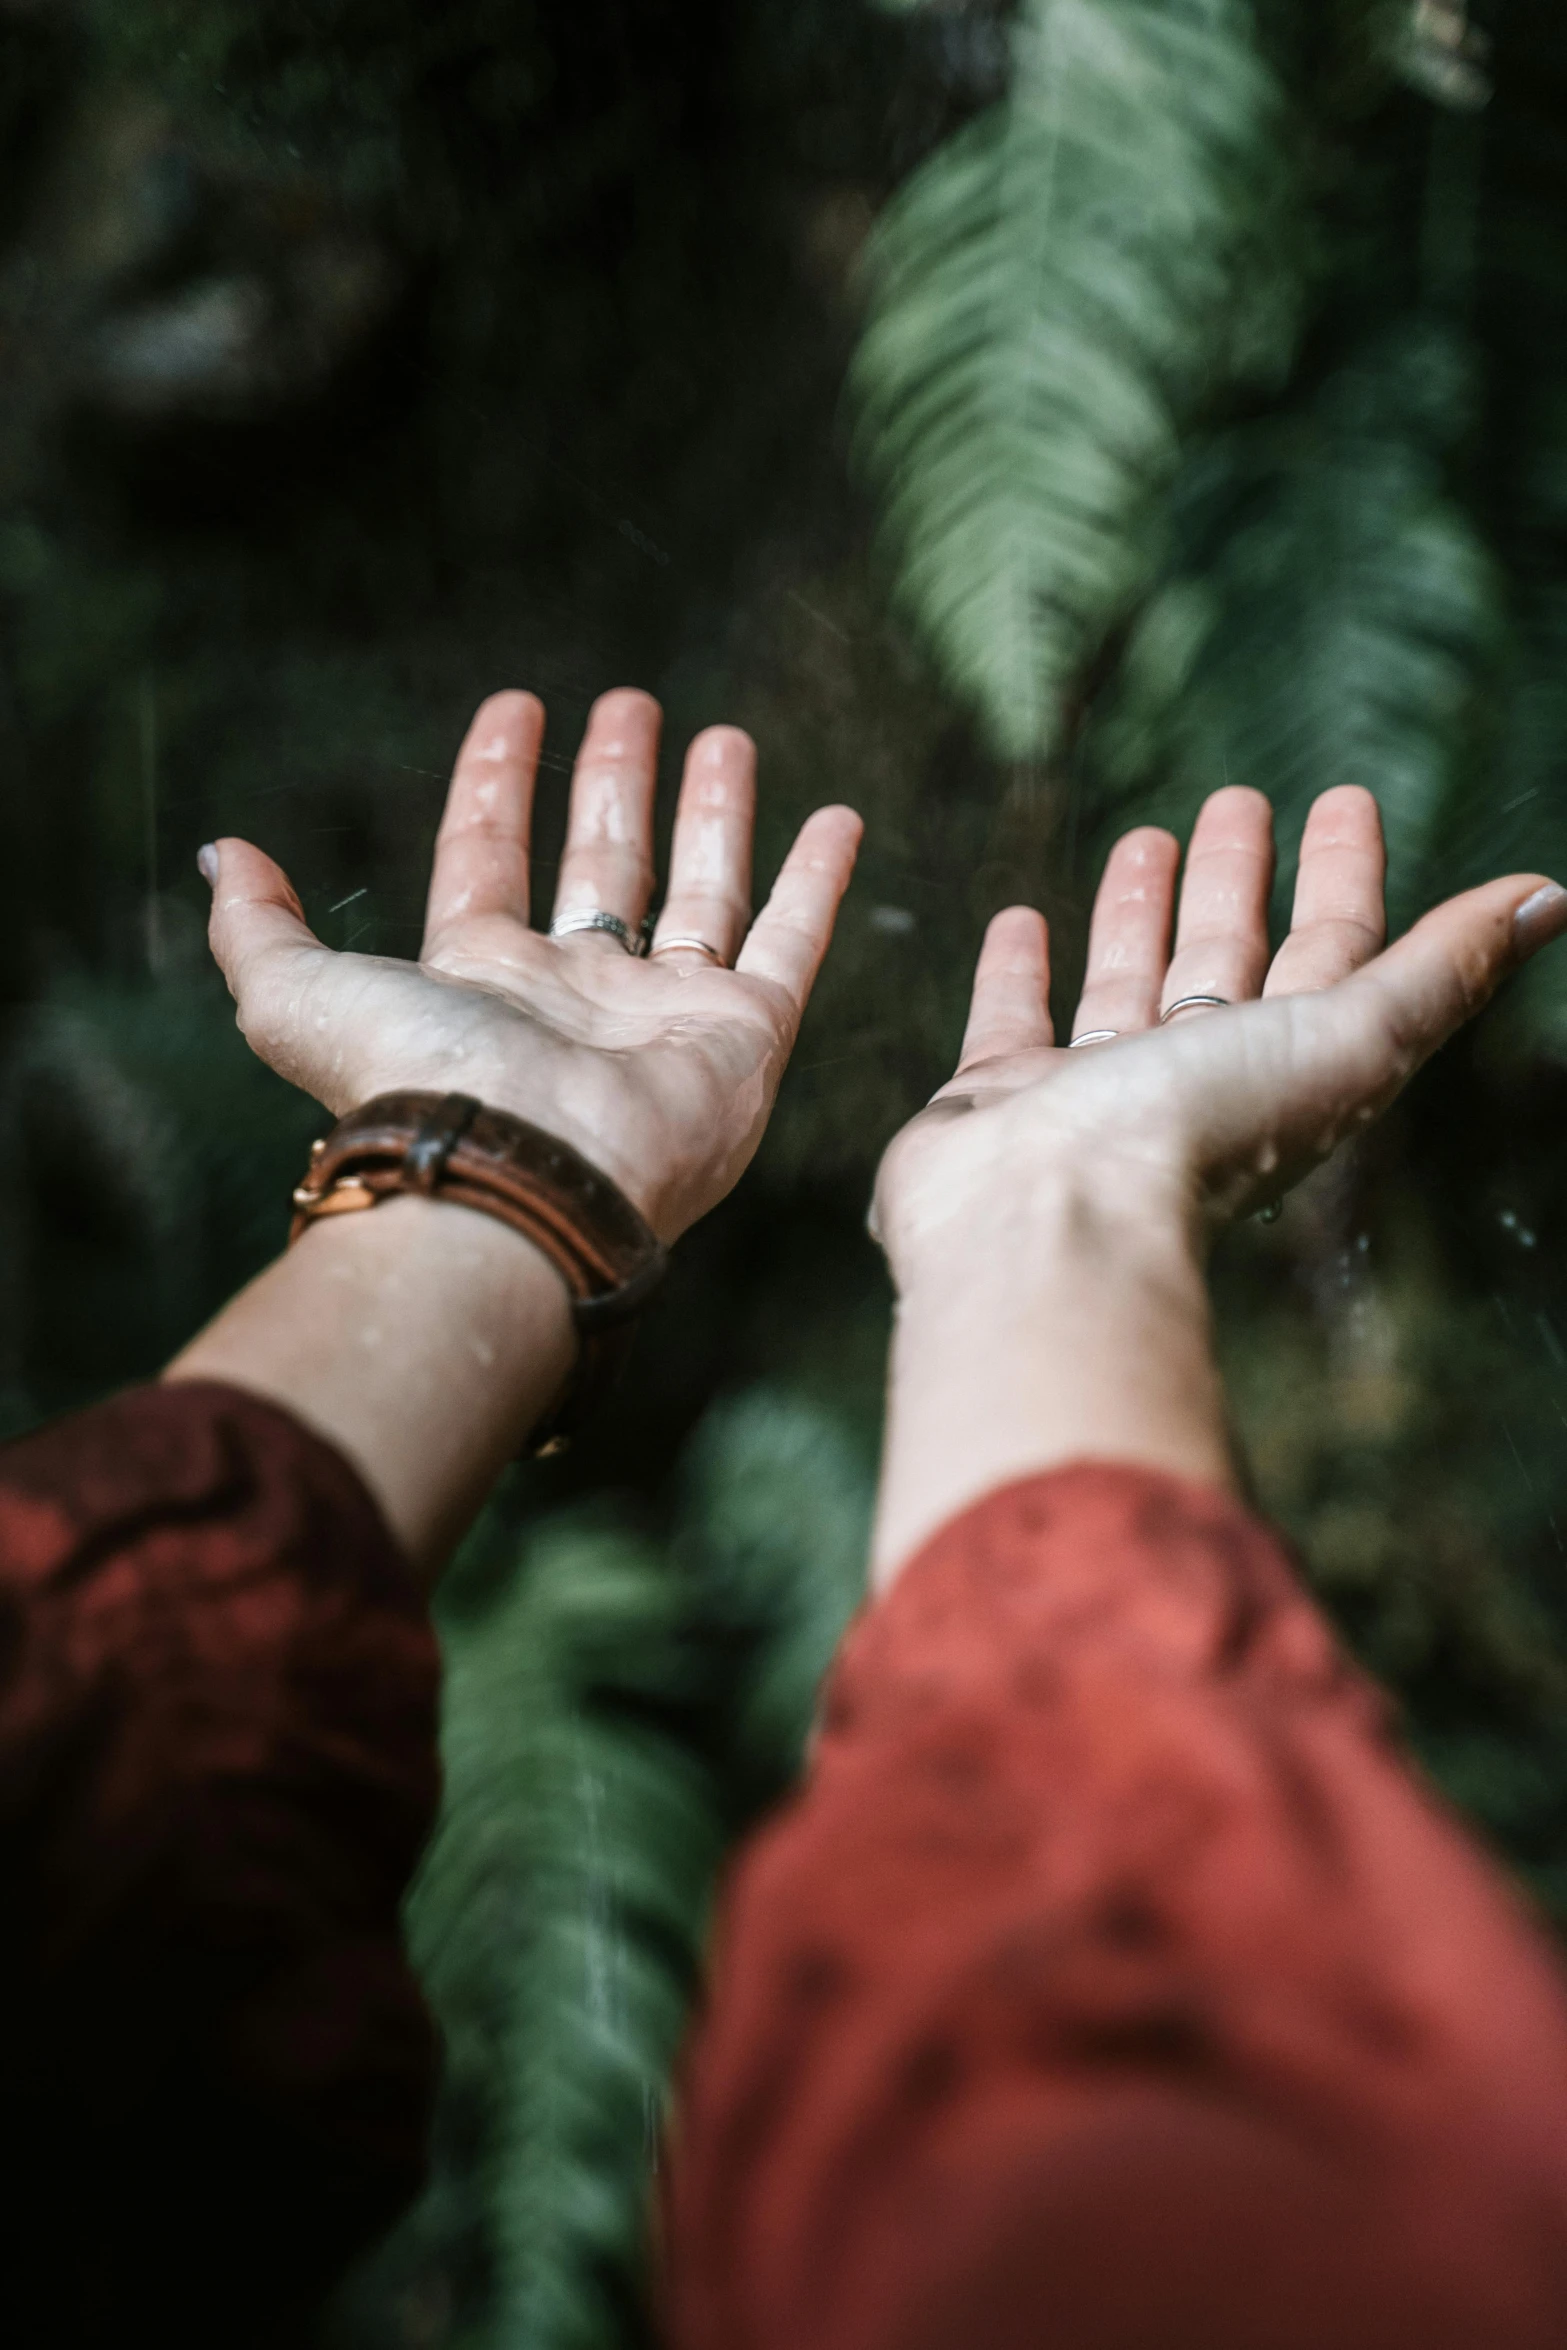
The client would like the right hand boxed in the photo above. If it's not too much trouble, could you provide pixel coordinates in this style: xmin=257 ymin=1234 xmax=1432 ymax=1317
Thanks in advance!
xmin=202 ymin=688 xmax=862 ymax=1245
xmin=875 ymin=784 xmax=1567 ymax=1289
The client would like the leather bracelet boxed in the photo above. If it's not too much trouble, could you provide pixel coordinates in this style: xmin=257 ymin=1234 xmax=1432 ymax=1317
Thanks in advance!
xmin=289 ymin=1090 xmax=668 ymax=1452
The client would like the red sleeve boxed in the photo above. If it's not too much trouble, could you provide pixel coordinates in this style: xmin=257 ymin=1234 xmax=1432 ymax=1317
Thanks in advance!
xmin=661 ymin=1464 xmax=1567 ymax=2350
xmin=0 ymin=1380 xmax=440 ymax=2346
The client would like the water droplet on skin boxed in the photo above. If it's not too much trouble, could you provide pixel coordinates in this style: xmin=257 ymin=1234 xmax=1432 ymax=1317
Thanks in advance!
xmin=579 ymin=770 xmax=636 ymax=842
xmin=682 ymin=814 xmax=733 ymax=886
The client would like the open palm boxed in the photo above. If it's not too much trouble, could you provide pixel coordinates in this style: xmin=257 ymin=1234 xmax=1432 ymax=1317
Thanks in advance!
xmin=204 ymin=688 xmax=862 ymax=1241
xmin=877 ymin=784 xmax=1567 ymax=1280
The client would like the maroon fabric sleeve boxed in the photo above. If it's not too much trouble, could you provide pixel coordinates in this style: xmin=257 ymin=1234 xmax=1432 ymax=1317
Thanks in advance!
xmin=661 ymin=1465 xmax=1567 ymax=2350
xmin=0 ymin=1380 xmax=440 ymax=2347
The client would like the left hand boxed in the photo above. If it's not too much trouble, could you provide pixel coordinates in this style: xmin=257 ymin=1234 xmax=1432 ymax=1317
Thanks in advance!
xmin=875 ymin=783 xmax=1567 ymax=1289
xmin=201 ymin=688 xmax=863 ymax=1241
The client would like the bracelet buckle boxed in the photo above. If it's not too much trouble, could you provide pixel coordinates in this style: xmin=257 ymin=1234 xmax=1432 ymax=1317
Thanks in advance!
xmin=290 ymin=1091 xmax=668 ymax=1452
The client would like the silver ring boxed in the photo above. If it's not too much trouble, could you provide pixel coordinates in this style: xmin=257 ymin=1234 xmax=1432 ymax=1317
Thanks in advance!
xmin=1160 ymin=993 xmax=1231 ymax=1024
xmin=1069 ymin=1029 xmax=1120 ymax=1050
xmin=550 ymin=909 xmax=646 ymax=957
xmin=650 ymin=935 xmax=728 ymax=967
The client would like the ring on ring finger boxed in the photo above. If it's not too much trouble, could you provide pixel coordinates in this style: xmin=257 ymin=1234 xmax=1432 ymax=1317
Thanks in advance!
xmin=650 ymin=934 xmax=728 ymax=967
xmin=1160 ymin=993 xmax=1231 ymax=1024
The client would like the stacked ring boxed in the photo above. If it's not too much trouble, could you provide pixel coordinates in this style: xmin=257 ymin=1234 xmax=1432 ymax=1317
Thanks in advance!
xmin=550 ymin=910 xmax=647 ymax=957
xmin=1069 ymin=1030 xmax=1120 ymax=1049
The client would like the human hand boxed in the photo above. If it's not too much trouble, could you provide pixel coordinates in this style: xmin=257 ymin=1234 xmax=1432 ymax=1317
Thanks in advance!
xmin=875 ymin=784 xmax=1567 ymax=1289
xmin=201 ymin=689 xmax=862 ymax=1242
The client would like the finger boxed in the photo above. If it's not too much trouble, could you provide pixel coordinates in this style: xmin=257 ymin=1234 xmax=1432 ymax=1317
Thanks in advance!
xmin=1264 ymin=785 xmax=1386 ymax=999
xmin=551 ymin=687 xmax=662 ymax=944
xmin=423 ymin=690 xmax=545 ymax=947
xmin=201 ymin=836 xmax=332 ymax=1067
xmin=957 ymin=907 xmax=1053 ymax=1070
xmin=733 ymin=805 xmax=863 ymax=1021
xmin=1160 ymin=786 xmax=1276 ymax=1022
xmin=649 ymin=726 xmax=756 ymax=966
xmin=1071 ymin=828 xmax=1179 ymax=1042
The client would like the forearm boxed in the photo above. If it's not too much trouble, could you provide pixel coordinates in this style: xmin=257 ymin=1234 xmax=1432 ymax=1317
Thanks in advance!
xmin=872 ymin=1168 xmax=1234 ymax=1586
xmin=166 ymin=1198 xmax=575 ymax=1582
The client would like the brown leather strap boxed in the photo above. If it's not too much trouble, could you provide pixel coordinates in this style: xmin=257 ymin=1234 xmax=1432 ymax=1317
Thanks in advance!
xmin=289 ymin=1091 xmax=668 ymax=1450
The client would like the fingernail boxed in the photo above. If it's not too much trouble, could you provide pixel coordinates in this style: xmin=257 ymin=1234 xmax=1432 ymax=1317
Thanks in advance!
xmin=1514 ymin=882 xmax=1567 ymax=954
xmin=197 ymin=844 xmax=219 ymax=887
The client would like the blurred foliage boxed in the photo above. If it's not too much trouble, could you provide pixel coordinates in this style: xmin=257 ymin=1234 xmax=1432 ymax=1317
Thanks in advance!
xmin=854 ymin=0 xmax=1567 ymax=977
xmin=328 ymin=1392 xmax=871 ymax=2350
xmin=1218 ymin=1141 xmax=1567 ymax=1917
xmin=854 ymin=0 xmax=1300 ymax=763
xmin=2 ymin=4 xmax=1567 ymax=2348
xmin=1093 ymin=317 xmax=1503 ymax=929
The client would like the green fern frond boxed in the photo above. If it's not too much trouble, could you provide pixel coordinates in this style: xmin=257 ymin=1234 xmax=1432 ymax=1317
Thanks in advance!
xmin=1091 ymin=321 xmax=1504 ymax=930
xmin=852 ymin=0 xmax=1299 ymax=761
xmin=490 ymin=1523 xmax=717 ymax=2350
xmin=389 ymin=1390 xmax=870 ymax=2350
xmin=494 ymin=1395 xmax=869 ymax=2348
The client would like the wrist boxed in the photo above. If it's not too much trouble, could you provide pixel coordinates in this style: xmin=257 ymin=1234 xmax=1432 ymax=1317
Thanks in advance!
xmin=871 ymin=1161 xmax=1231 ymax=1589
xmin=882 ymin=1144 xmax=1200 ymax=1309
xmin=342 ymin=1059 xmax=690 ymax=1241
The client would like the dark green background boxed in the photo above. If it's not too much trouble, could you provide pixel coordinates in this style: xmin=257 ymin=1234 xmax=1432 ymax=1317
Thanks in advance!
xmin=3 ymin=7 xmax=1567 ymax=2344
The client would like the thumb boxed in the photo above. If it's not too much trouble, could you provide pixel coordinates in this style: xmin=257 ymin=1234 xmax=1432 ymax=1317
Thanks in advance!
xmin=1352 ymin=872 xmax=1567 ymax=1047
xmin=199 ymin=837 xmax=331 ymax=1068
xmin=1182 ymin=871 xmax=1567 ymax=1213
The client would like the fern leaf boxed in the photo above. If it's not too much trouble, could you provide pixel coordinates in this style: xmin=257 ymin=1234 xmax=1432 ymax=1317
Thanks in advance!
xmin=492 ymin=1394 xmax=869 ymax=2349
xmin=375 ymin=1393 xmax=870 ymax=2350
xmin=1093 ymin=322 xmax=1504 ymax=930
xmin=853 ymin=0 xmax=1298 ymax=760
